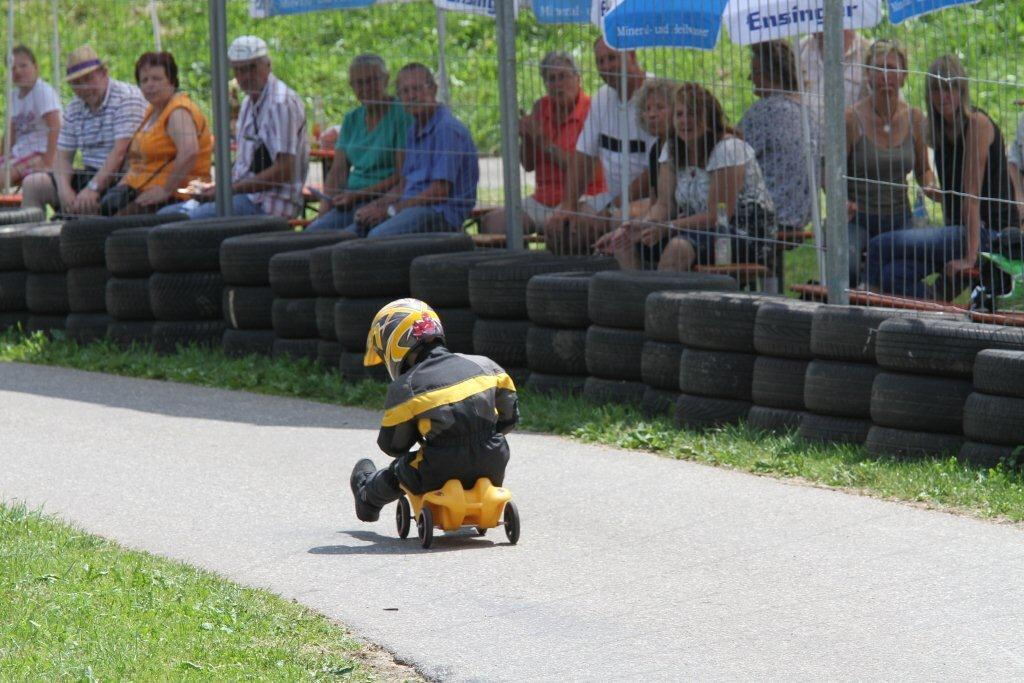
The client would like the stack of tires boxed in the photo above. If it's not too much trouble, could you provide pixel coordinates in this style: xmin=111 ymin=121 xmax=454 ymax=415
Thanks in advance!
xmin=587 ymin=271 xmax=739 ymax=408
xmin=0 ymin=221 xmax=46 ymax=333
xmin=22 ymin=223 xmax=69 ymax=336
xmin=471 ymin=255 xmax=616 ymax=387
xmin=867 ymin=318 xmax=1024 ymax=459
xmin=332 ymin=233 xmax=476 ymax=380
xmin=309 ymin=244 xmax=345 ymax=370
xmin=59 ymin=216 xmax=180 ymax=344
xmin=220 ymin=230 xmax=354 ymax=358
xmin=674 ymin=292 xmax=776 ymax=430
xmin=269 ymin=248 xmax=323 ymax=361
xmin=961 ymin=350 xmax=1024 ymax=467
xmin=0 ymin=207 xmax=44 ymax=226
xmin=746 ymin=300 xmax=822 ymax=433
xmin=105 ymin=226 xmax=166 ymax=348
xmin=524 ymin=271 xmax=597 ymax=397
xmin=147 ymin=216 xmax=289 ymax=353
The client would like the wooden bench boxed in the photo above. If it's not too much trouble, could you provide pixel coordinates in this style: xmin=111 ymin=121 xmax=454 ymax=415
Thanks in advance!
xmin=969 ymin=310 xmax=1024 ymax=327
xmin=789 ymin=283 xmax=968 ymax=313
xmin=694 ymin=263 xmax=771 ymax=291
xmin=470 ymin=233 xmax=547 ymax=249
xmin=0 ymin=194 xmax=23 ymax=208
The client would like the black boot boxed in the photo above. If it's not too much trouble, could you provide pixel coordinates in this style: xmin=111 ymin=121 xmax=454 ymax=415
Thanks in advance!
xmin=350 ymin=458 xmax=382 ymax=522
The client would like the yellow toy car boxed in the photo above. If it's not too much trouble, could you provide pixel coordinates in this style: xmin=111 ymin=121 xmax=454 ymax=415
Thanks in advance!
xmin=396 ymin=478 xmax=520 ymax=549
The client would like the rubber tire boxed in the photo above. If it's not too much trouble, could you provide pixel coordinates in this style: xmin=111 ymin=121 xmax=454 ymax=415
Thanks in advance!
xmin=679 ymin=348 xmax=755 ymax=400
xmin=150 ymin=271 xmax=223 ymax=321
xmin=585 ymin=324 xmax=645 ymax=381
xmin=315 ymin=297 xmax=338 ymax=341
xmin=21 ymin=224 xmax=66 ymax=273
xmin=0 ymin=271 xmax=27 ymax=311
xmin=803 ymin=360 xmax=881 ymax=418
xmin=222 ymin=328 xmax=275 ymax=358
xmin=148 ymin=216 xmax=290 ymax=272
xmin=641 ymin=387 xmax=679 ymax=418
xmin=309 ymin=244 xmax=340 ymax=297
xmin=0 ymin=222 xmax=47 ymax=270
xmin=527 ymin=325 xmax=588 ymax=376
xmin=876 ymin=318 xmax=1024 ymax=379
xmin=674 ymin=393 xmax=751 ymax=431
xmin=317 ymin=340 xmax=343 ymax=369
xmin=582 ymin=377 xmax=646 ymax=405
xmin=958 ymin=441 xmax=1020 ymax=469
xmin=641 ymin=341 xmax=683 ymax=391
xmin=526 ymin=271 xmax=596 ymax=329
xmin=746 ymin=405 xmax=804 ymax=434
xmin=26 ymin=314 xmax=66 ymax=336
xmin=810 ymin=305 xmax=960 ymax=363
xmin=65 ymin=312 xmax=112 ymax=345
xmin=67 ymin=267 xmax=109 ymax=313
xmin=0 ymin=311 xmax=29 ymax=333
xmin=503 ymin=501 xmax=520 ymax=545
xmin=272 ymin=337 xmax=320 ymax=362
xmin=333 ymin=297 xmax=391 ymax=351
xmin=396 ymin=497 xmax=411 ymax=539
xmin=435 ymin=307 xmax=476 ymax=354
xmin=411 ymin=250 xmax=538 ymax=308
xmin=525 ymin=372 xmax=586 ymax=396
xmin=972 ymin=349 xmax=1024 ymax=399
xmin=272 ymin=297 xmax=319 ymax=340
xmin=753 ymin=300 xmax=821 ymax=359
xmin=269 ymin=249 xmax=315 ymax=298
xmin=418 ymin=507 xmax=434 ymax=549
xmin=219 ymin=230 xmax=355 ymax=285
xmin=865 ymin=426 xmax=964 ymax=460
xmin=105 ymin=226 xmax=157 ymax=277
xmin=469 ymin=255 xmax=616 ymax=319
xmin=590 ymin=270 xmax=738 ymax=330
xmin=25 ymin=272 xmax=69 ymax=314
xmin=644 ymin=291 xmax=695 ymax=343
xmin=152 ymin=320 xmax=226 ymax=354
xmin=106 ymin=276 xmax=154 ymax=321
xmin=0 ymin=206 xmax=44 ymax=226
xmin=869 ymin=372 xmax=972 ymax=434
xmin=473 ymin=318 xmax=531 ymax=369
xmin=751 ymin=356 xmax=809 ymax=410
xmin=60 ymin=214 xmax=179 ymax=268
xmin=962 ymin=392 xmax=1024 ymax=446
xmin=222 ymin=285 xmax=274 ymax=330
xmin=107 ymin=320 xmax=155 ymax=348
xmin=796 ymin=413 xmax=870 ymax=445
xmin=340 ymin=350 xmax=389 ymax=382
xmin=333 ymin=232 xmax=475 ymax=298
xmin=677 ymin=292 xmax=777 ymax=353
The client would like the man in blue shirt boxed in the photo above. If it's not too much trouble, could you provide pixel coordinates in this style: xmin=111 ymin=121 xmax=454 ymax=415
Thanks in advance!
xmin=348 ymin=63 xmax=479 ymax=237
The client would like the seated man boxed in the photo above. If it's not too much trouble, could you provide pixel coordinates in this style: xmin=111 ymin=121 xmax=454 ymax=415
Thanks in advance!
xmin=21 ymin=45 xmax=146 ymax=214
xmin=344 ymin=63 xmax=478 ymax=238
xmin=544 ymin=37 xmax=656 ymax=255
xmin=160 ymin=35 xmax=309 ymax=219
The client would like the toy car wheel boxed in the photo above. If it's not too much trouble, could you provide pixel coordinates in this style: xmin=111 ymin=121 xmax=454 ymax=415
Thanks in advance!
xmin=417 ymin=508 xmax=434 ymax=549
xmin=475 ymin=526 xmax=487 ymax=537
xmin=503 ymin=501 xmax=520 ymax=545
xmin=395 ymin=497 xmax=411 ymax=539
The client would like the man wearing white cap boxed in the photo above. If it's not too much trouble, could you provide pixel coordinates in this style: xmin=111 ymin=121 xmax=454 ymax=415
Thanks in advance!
xmin=161 ymin=35 xmax=309 ymax=219
xmin=21 ymin=45 xmax=146 ymax=214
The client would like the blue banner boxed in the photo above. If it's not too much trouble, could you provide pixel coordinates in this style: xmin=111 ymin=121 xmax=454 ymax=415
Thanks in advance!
xmin=250 ymin=0 xmax=375 ymax=17
xmin=888 ymin=0 xmax=979 ymax=24
xmin=532 ymin=0 xmax=593 ymax=24
xmin=603 ymin=0 xmax=729 ymax=50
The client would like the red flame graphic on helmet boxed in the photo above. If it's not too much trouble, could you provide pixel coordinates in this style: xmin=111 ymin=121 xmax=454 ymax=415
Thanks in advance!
xmin=410 ymin=313 xmax=438 ymax=340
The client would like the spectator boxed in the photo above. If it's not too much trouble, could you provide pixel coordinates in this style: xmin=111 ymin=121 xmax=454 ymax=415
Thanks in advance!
xmin=738 ymin=40 xmax=818 ymax=239
xmin=868 ymin=54 xmax=1019 ymax=299
xmin=159 ymin=35 xmax=308 ymax=220
xmin=480 ymin=51 xmax=604 ymax=236
xmin=2 ymin=45 xmax=61 ymax=187
xmin=798 ymin=29 xmax=870 ymax=130
xmin=1006 ymin=100 xmax=1024 ymax=218
xmin=633 ymin=78 xmax=675 ymax=219
xmin=596 ymin=83 xmax=775 ymax=271
xmin=98 ymin=52 xmax=212 ymax=216
xmin=306 ymin=54 xmax=410 ymax=232
xmin=20 ymin=45 xmax=145 ymax=214
xmin=544 ymin=37 xmax=656 ymax=255
xmin=346 ymin=63 xmax=478 ymax=237
xmin=844 ymin=40 xmax=935 ymax=287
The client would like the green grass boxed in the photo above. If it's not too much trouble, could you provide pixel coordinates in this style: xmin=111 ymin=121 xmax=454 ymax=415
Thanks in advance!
xmin=3 ymin=328 xmax=1024 ymax=523
xmin=0 ymin=501 xmax=383 ymax=680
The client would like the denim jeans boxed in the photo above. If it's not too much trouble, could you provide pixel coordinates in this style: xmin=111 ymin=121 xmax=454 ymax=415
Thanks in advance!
xmin=344 ymin=205 xmax=456 ymax=239
xmin=848 ymin=212 xmax=911 ymax=287
xmin=304 ymin=199 xmax=369 ymax=232
xmin=157 ymin=194 xmax=266 ymax=219
xmin=866 ymin=224 xmax=993 ymax=298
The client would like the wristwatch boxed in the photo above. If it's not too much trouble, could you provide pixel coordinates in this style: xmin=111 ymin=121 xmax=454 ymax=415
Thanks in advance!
xmin=387 ymin=204 xmax=398 ymax=218
xmin=86 ymin=180 xmax=100 ymax=192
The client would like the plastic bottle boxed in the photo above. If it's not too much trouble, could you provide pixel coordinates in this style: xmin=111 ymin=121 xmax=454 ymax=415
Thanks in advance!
xmin=714 ymin=202 xmax=732 ymax=266
xmin=912 ymin=187 xmax=928 ymax=228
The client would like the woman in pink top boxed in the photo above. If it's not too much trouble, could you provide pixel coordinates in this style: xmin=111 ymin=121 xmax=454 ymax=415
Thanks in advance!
xmin=482 ymin=51 xmax=604 ymax=235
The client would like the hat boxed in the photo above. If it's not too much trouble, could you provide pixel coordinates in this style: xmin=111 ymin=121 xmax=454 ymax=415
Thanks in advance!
xmin=66 ymin=45 xmax=105 ymax=82
xmin=228 ymin=36 xmax=268 ymax=63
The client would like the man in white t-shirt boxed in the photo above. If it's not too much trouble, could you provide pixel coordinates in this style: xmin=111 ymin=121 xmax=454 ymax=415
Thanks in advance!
xmin=2 ymin=45 xmax=61 ymax=186
xmin=544 ymin=37 xmax=657 ymax=254
xmin=798 ymin=29 xmax=871 ymax=131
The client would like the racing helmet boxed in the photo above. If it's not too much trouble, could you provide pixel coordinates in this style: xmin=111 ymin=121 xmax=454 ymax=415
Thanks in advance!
xmin=363 ymin=298 xmax=446 ymax=380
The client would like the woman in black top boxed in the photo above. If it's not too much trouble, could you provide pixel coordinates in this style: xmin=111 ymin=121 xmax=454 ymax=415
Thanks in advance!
xmin=867 ymin=54 xmax=1017 ymax=299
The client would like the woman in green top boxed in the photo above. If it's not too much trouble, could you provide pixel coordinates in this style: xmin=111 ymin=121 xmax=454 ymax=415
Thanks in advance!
xmin=307 ymin=54 xmax=411 ymax=232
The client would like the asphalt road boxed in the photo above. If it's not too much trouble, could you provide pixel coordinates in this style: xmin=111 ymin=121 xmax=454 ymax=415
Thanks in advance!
xmin=3 ymin=362 xmax=1024 ymax=680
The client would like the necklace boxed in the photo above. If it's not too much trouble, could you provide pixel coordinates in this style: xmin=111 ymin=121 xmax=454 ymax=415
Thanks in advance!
xmin=871 ymin=99 xmax=898 ymax=134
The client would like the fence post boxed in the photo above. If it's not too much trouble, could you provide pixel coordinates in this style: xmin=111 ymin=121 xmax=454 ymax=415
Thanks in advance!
xmin=822 ymin=0 xmax=849 ymax=305
xmin=3 ymin=0 xmax=14 ymax=192
xmin=495 ymin=0 xmax=524 ymax=251
xmin=208 ymin=0 xmax=233 ymax=217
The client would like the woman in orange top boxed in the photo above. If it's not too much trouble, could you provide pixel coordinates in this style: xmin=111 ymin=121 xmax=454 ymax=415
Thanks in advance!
xmin=100 ymin=51 xmax=212 ymax=215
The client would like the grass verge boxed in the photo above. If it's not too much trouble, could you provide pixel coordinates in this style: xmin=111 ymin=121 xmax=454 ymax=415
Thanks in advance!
xmin=0 ymin=501 xmax=393 ymax=680
xmin=2 ymin=330 xmax=1023 ymax=524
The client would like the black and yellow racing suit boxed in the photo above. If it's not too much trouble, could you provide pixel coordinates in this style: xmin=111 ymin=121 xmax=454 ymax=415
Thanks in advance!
xmin=356 ymin=344 xmax=519 ymax=509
